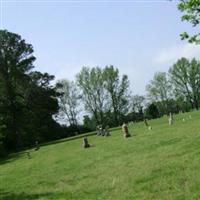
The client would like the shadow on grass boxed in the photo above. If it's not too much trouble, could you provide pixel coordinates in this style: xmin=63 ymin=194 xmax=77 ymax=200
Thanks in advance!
xmin=0 ymin=191 xmax=55 ymax=200
xmin=0 ymin=133 xmax=98 ymax=165
xmin=0 ymin=151 xmax=27 ymax=165
xmin=42 ymin=126 xmax=121 ymax=147
xmin=0 ymin=127 xmax=121 ymax=165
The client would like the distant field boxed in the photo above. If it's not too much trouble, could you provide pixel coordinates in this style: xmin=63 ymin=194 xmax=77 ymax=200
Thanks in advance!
xmin=1 ymin=111 xmax=200 ymax=200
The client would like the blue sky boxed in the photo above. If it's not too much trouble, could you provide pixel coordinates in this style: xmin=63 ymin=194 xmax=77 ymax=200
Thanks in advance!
xmin=1 ymin=0 xmax=200 ymax=95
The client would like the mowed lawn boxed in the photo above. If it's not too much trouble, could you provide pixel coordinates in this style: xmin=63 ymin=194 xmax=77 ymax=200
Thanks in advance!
xmin=1 ymin=111 xmax=200 ymax=200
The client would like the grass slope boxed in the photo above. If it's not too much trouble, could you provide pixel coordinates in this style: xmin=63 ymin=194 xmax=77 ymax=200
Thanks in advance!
xmin=1 ymin=111 xmax=200 ymax=200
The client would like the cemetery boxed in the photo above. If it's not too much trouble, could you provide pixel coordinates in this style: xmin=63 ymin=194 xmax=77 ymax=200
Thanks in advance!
xmin=1 ymin=0 xmax=200 ymax=199
xmin=1 ymin=111 xmax=200 ymax=199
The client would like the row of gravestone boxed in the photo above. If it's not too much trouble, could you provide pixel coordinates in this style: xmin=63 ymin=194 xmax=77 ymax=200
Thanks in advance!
xmin=78 ymin=114 xmax=193 ymax=148
xmin=168 ymin=113 xmax=192 ymax=125
xmin=143 ymin=113 xmax=192 ymax=128
xmin=96 ymin=125 xmax=111 ymax=136
xmin=27 ymin=114 xmax=193 ymax=156
xmin=83 ymin=122 xmax=132 ymax=148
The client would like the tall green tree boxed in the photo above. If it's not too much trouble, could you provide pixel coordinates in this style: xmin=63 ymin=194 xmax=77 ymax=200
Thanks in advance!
xmin=103 ymin=65 xmax=130 ymax=126
xmin=56 ymin=79 xmax=80 ymax=127
xmin=145 ymin=103 xmax=160 ymax=119
xmin=26 ymin=71 xmax=60 ymax=143
xmin=76 ymin=67 xmax=107 ymax=125
xmin=131 ymin=95 xmax=145 ymax=113
xmin=83 ymin=115 xmax=96 ymax=131
xmin=0 ymin=30 xmax=35 ymax=149
xmin=178 ymin=0 xmax=200 ymax=44
xmin=169 ymin=57 xmax=200 ymax=110
xmin=0 ymin=30 xmax=61 ymax=152
xmin=146 ymin=72 xmax=172 ymax=114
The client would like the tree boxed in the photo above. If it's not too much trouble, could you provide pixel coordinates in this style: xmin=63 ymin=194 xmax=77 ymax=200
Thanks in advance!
xmin=0 ymin=30 xmax=62 ymax=152
xmin=131 ymin=95 xmax=145 ymax=113
xmin=56 ymin=79 xmax=80 ymax=127
xmin=76 ymin=67 xmax=107 ymax=125
xmin=26 ymin=71 xmax=60 ymax=143
xmin=83 ymin=115 xmax=96 ymax=131
xmin=0 ymin=30 xmax=35 ymax=149
xmin=146 ymin=72 xmax=172 ymax=114
xmin=169 ymin=57 xmax=200 ymax=110
xmin=145 ymin=103 xmax=160 ymax=119
xmin=103 ymin=65 xmax=130 ymax=126
xmin=178 ymin=0 xmax=200 ymax=44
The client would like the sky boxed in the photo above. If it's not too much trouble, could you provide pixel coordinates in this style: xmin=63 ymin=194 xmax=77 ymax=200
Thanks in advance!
xmin=1 ymin=0 xmax=200 ymax=95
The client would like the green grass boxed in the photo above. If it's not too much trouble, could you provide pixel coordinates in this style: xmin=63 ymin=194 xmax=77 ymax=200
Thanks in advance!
xmin=1 ymin=111 xmax=200 ymax=200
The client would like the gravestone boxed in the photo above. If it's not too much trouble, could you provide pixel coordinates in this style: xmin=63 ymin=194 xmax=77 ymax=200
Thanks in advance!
xmin=100 ymin=125 xmax=103 ymax=136
xmin=96 ymin=125 xmax=101 ymax=136
xmin=83 ymin=137 xmax=90 ymax=148
xmin=144 ymin=119 xmax=149 ymax=127
xmin=144 ymin=119 xmax=152 ymax=130
xmin=168 ymin=113 xmax=173 ymax=125
xmin=101 ymin=128 xmax=105 ymax=136
xmin=97 ymin=125 xmax=103 ymax=136
xmin=35 ymin=140 xmax=40 ymax=151
xmin=122 ymin=123 xmax=131 ymax=138
xmin=104 ymin=125 xmax=110 ymax=136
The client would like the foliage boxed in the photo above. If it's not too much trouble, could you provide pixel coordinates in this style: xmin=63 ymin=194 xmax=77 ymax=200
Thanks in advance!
xmin=145 ymin=103 xmax=160 ymax=119
xmin=76 ymin=67 xmax=107 ymax=125
xmin=146 ymin=72 xmax=172 ymax=114
xmin=131 ymin=95 xmax=145 ymax=113
xmin=103 ymin=65 xmax=130 ymax=126
xmin=77 ymin=66 xmax=130 ymax=126
xmin=169 ymin=57 xmax=200 ymax=110
xmin=2 ymin=29 xmax=200 ymax=156
xmin=0 ymin=30 xmax=62 ymax=153
xmin=83 ymin=115 xmax=97 ymax=131
xmin=0 ymin=30 xmax=35 ymax=150
xmin=56 ymin=79 xmax=80 ymax=127
xmin=178 ymin=0 xmax=200 ymax=44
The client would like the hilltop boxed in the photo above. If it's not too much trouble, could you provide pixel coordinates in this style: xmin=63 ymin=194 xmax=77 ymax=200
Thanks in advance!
xmin=1 ymin=111 xmax=200 ymax=200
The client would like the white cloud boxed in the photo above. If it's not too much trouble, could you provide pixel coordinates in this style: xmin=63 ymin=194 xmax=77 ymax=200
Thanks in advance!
xmin=154 ymin=43 xmax=200 ymax=65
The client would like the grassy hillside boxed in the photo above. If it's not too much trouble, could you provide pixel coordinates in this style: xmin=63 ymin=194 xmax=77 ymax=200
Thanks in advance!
xmin=1 ymin=111 xmax=200 ymax=200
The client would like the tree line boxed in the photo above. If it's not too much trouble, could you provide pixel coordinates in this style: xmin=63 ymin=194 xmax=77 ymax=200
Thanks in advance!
xmin=146 ymin=58 xmax=200 ymax=115
xmin=0 ymin=30 xmax=133 ymax=155
xmin=56 ymin=66 xmax=131 ymax=130
xmin=1 ymin=0 xmax=200 ymax=156
xmin=1 ymin=30 xmax=200 ymax=156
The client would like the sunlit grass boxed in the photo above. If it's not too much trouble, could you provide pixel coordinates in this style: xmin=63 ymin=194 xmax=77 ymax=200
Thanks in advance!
xmin=1 ymin=111 xmax=200 ymax=200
